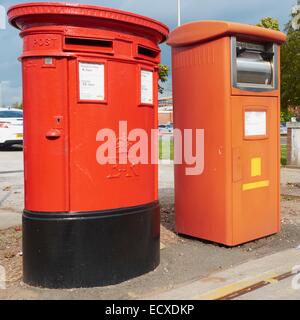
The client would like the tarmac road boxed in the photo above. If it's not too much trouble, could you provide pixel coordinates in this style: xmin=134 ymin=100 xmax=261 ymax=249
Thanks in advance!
xmin=0 ymin=145 xmax=23 ymax=173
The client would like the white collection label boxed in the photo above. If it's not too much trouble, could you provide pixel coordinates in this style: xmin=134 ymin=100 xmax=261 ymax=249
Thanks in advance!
xmin=141 ymin=70 xmax=153 ymax=104
xmin=245 ymin=111 xmax=267 ymax=137
xmin=79 ymin=62 xmax=105 ymax=101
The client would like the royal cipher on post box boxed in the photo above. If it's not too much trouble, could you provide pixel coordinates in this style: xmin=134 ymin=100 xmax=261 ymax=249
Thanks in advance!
xmin=8 ymin=2 xmax=169 ymax=288
xmin=167 ymin=21 xmax=286 ymax=246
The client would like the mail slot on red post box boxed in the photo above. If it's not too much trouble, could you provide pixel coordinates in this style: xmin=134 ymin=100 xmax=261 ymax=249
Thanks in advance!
xmin=8 ymin=2 xmax=169 ymax=288
xmin=167 ymin=21 xmax=286 ymax=246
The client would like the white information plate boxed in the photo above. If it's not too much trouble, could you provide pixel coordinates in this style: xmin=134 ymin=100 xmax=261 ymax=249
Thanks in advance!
xmin=141 ymin=70 xmax=153 ymax=104
xmin=245 ymin=111 xmax=267 ymax=137
xmin=79 ymin=62 xmax=105 ymax=101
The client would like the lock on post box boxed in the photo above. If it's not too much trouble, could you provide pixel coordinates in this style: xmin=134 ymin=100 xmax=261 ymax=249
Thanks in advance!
xmin=168 ymin=21 xmax=286 ymax=246
xmin=8 ymin=2 xmax=169 ymax=288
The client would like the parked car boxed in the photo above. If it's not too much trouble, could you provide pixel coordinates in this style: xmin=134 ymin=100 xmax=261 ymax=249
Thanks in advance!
xmin=280 ymin=122 xmax=287 ymax=135
xmin=159 ymin=123 xmax=173 ymax=134
xmin=0 ymin=108 xmax=23 ymax=147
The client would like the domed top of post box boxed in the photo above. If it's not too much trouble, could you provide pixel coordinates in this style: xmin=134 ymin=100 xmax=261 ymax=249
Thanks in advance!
xmin=8 ymin=2 xmax=169 ymax=43
xmin=167 ymin=20 xmax=286 ymax=47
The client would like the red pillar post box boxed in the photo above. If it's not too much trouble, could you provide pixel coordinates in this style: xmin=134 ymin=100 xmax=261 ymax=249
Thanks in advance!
xmin=8 ymin=2 xmax=168 ymax=288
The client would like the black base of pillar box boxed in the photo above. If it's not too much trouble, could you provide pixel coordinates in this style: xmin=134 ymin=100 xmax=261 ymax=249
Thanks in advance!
xmin=22 ymin=202 xmax=160 ymax=289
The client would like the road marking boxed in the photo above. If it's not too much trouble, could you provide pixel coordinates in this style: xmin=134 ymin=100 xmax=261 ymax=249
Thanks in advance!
xmin=0 ymin=170 xmax=23 ymax=175
xmin=194 ymin=270 xmax=300 ymax=300
xmin=193 ymin=272 xmax=278 ymax=300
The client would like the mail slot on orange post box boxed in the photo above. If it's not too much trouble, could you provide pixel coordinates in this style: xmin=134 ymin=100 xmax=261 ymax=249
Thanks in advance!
xmin=167 ymin=21 xmax=286 ymax=246
xmin=8 ymin=2 xmax=169 ymax=288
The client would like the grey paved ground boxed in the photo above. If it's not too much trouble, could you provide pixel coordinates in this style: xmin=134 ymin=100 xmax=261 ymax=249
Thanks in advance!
xmin=0 ymin=172 xmax=23 ymax=215
xmin=281 ymin=167 xmax=300 ymax=197
xmin=0 ymin=211 xmax=21 ymax=230
xmin=147 ymin=248 xmax=300 ymax=300
xmin=0 ymin=146 xmax=23 ymax=173
xmin=0 ymin=147 xmax=23 ymax=230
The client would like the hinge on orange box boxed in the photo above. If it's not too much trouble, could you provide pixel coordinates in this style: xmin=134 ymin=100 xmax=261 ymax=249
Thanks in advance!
xmin=232 ymin=148 xmax=242 ymax=182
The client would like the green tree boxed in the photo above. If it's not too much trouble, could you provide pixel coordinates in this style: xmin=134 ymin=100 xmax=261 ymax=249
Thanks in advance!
xmin=12 ymin=102 xmax=23 ymax=109
xmin=257 ymin=16 xmax=300 ymax=120
xmin=281 ymin=28 xmax=300 ymax=113
xmin=281 ymin=8 xmax=300 ymax=114
xmin=281 ymin=110 xmax=293 ymax=122
xmin=158 ymin=64 xmax=169 ymax=94
xmin=257 ymin=17 xmax=280 ymax=31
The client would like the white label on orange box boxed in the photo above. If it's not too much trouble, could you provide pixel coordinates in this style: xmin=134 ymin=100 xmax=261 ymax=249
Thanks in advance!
xmin=245 ymin=111 xmax=267 ymax=137
xmin=79 ymin=62 xmax=105 ymax=101
xmin=141 ymin=70 xmax=153 ymax=104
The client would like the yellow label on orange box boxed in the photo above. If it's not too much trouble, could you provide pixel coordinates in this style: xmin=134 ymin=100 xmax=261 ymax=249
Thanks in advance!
xmin=243 ymin=180 xmax=270 ymax=191
xmin=251 ymin=158 xmax=261 ymax=177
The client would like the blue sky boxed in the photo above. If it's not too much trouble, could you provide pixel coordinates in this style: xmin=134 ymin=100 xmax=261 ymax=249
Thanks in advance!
xmin=0 ymin=0 xmax=297 ymax=104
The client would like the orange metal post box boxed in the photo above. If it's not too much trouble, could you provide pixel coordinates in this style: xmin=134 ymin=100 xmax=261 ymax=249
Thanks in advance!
xmin=8 ymin=2 xmax=168 ymax=288
xmin=168 ymin=21 xmax=286 ymax=246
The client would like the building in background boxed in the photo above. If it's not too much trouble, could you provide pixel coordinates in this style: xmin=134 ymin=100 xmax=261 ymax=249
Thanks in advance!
xmin=289 ymin=106 xmax=300 ymax=121
xmin=158 ymin=97 xmax=173 ymax=125
xmin=159 ymin=97 xmax=173 ymax=107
